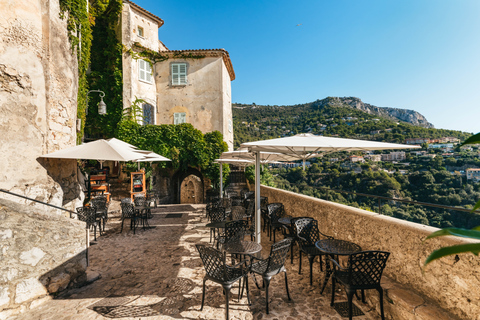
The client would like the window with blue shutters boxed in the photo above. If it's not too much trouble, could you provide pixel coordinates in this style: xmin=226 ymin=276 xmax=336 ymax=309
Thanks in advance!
xmin=174 ymin=112 xmax=186 ymax=124
xmin=171 ymin=63 xmax=187 ymax=85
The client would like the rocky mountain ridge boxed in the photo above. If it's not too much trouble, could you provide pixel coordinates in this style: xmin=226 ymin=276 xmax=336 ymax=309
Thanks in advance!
xmin=234 ymin=97 xmax=434 ymax=128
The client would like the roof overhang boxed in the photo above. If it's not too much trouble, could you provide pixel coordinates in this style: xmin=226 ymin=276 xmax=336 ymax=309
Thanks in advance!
xmin=125 ymin=0 xmax=164 ymax=27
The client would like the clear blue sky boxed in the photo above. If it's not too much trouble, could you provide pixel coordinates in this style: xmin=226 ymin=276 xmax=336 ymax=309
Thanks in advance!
xmin=132 ymin=0 xmax=480 ymax=133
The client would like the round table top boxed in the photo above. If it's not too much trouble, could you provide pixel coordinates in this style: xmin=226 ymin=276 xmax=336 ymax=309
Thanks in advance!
xmin=224 ymin=240 xmax=262 ymax=255
xmin=315 ymin=239 xmax=362 ymax=255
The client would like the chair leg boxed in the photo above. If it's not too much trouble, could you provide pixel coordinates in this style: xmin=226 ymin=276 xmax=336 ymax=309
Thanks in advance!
xmin=290 ymin=241 xmax=294 ymax=264
xmin=120 ymin=218 xmax=124 ymax=233
xmin=319 ymin=254 xmax=323 ymax=272
xmin=224 ymin=285 xmax=231 ymax=320
xmin=330 ymin=275 xmax=336 ymax=306
xmin=284 ymin=271 xmax=292 ymax=301
xmin=347 ymin=288 xmax=355 ymax=320
xmin=298 ymin=251 xmax=302 ymax=274
xmin=245 ymin=274 xmax=251 ymax=305
xmin=377 ymin=287 xmax=385 ymax=320
xmin=361 ymin=289 xmax=366 ymax=303
xmin=200 ymin=278 xmax=206 ymax=311
xmin=308 ymin=255 xmax=315 ymax=285
xmin=93 ymin=225 xmax=97 ymax=241
xmin=264 ymin=276 xmax=271 ymax=314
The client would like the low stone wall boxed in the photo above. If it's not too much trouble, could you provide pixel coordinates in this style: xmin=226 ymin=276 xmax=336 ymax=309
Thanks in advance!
xmin=0 ymin=199 xmax=87 ymax=319
xmin=261 ymin=186 xmax=480 ymax=320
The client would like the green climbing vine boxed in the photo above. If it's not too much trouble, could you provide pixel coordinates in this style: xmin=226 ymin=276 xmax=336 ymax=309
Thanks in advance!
xmin=59 ymin=0 xmax=92 ymax=143
xmin=124 ymin=42 xmax=206 ymax=67
xmin=85 ymin=0 xmax=124 ymax=139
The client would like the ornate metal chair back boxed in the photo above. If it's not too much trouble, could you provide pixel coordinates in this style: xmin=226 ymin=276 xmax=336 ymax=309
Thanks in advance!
xmin=231 ymin=206 xmax=246 ymax=220
xmin=121 ymin=197 xmax=133 ymax=204
xmin=346 ymin=251 xmax=390 ymax=288
xmin=196 ymin=244 xmax=227 ymax=282
xmin=133 ymin=195 xmax=147 ymax=207
xmin=295 ymin=219 xmax=329 ymax=246
xmin=120 ymin=202 xmax=135 ymax=219
xmin=76 ymin=206 xmax=97 ymax=225
xmin=268 ymin=203 xmax=285 ymax=224
xmin=224 ymin=220 xmax=248 ymax=244
xmin=210 ymin=206 xmax=227 ymax=222
xmin=265 ymin=238 xmax=292 ymax=274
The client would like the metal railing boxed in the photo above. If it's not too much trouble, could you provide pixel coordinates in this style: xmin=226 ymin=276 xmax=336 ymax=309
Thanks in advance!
xmin=0 ymin=188 xmax=77 ymax=218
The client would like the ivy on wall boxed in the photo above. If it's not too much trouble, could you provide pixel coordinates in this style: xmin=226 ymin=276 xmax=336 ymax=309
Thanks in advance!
xmin=116 ymin=122 xmax=229 ymax=183
xmin=59 ymin=0 xmax=92 ymax=143
xmin=85 ymin=0 xmax=124 ymax=139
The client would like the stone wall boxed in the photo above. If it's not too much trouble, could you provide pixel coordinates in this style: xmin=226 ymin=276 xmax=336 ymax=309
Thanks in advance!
xmin=261 ymin=186 xmax=479 ymax=320
xmin=0 ymin=0 xmax=83 ymax=211
xmin=0 ymin=198 xmax=87 ymax=319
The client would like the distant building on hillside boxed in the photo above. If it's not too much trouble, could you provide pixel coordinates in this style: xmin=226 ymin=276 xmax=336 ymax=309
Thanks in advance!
xmin=365 ymin=154 xmax=382 ymax=162
xmin=349 ymin=155 xmax=365 ymax=163
xmin=466 ymin=168 xmax=480 ymax=182
xmin=381 ymin=152 xmax=406 ymax=161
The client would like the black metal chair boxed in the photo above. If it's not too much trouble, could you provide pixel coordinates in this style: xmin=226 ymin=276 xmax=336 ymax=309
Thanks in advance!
xmin=282 ymin=216 xmax=313 ymax=264
xmin=209 ymin=206 xmax=227 ymax=243
xmin=134 ymin=195 xmax=152 ymax=225
xmin=90 ymin=196 xmax=108 ymax=231
xmin=120 ymin=202 xmax=138 ymax=234
xmin=76 ymin=206 xmax=101 ymax=241
xmin=250 ymin=238 xmax=293 ymax=314
xmin=146 ymin=191 xmax=160 ymax=208
xmin=196 ymin=244 xmax=250 ymax=320
xmin=295 ymin=219 xmax=334 ymax=285
xmin=330 ymin=251 xmax=390 ymax=320
xmin=230 ymin=206 xmax=246 ymax=221
xmin=267 ymin=203 xmax=286 ymax=242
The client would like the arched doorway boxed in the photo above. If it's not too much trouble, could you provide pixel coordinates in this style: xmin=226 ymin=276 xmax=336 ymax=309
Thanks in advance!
xmin=173 ymin=168 xmax=205 ymax=204
xmin=180 ymin=175 xmax=203 ymax=204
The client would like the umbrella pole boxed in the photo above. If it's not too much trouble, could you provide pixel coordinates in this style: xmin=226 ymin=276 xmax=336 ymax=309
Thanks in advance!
xmin=138 ymin=162 xmax=140 ymax=171
xmin=85 ymin=228 xmax=89 ymax=267
xmin=219 ymin=163 xmax=223 ymax=198
xmin=255 ymin=151 xmax=261 ymax=244
xmin=303 ymin=159 xmax=306 ymax=170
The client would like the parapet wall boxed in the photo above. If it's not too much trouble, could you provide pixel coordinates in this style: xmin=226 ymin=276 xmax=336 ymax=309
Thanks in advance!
xmin=0 ymin=199 xmax=87 ymax=319
xmin=261 ymin=186 xmax=480 ymax=320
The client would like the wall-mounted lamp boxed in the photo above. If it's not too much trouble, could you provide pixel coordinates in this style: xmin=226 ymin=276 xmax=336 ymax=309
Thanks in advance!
xmin=86 ymin=89 xmax=107 ymax=115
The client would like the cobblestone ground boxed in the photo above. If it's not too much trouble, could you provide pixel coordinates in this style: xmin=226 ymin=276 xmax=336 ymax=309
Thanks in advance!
xmin=13 ymin=204 xmax=378 ymax=320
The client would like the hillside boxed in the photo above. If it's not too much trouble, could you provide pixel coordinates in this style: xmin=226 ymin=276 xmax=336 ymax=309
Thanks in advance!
xmin=232 ymin=97 xmax=469 ymax=148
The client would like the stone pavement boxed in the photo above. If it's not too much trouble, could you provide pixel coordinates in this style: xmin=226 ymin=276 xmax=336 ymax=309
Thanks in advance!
xmin=12 ymin=204 xmax=378 ymax=320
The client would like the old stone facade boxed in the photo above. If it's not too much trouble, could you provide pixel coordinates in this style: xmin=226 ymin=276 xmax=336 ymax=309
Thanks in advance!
xmin=0 ymin=0 xmax=88 ymax=317
xmin=0 ymin=0 xmax=83 ymax=211
xmin=121 ymin=0 xmax=235 ymax=150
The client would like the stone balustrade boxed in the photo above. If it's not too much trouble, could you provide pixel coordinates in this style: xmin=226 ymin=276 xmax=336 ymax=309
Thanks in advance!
xmin=261 ymin=185 xmax=480 ymax=320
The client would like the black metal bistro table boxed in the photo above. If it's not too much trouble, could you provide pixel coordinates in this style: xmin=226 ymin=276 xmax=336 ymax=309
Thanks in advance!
xmin=315 ymin=239 xmax=362 ymax=293
xmin=134 ymin=205 xmax=151 ymax=230
xmin=224 ymin=240 xmax=262 ymax=256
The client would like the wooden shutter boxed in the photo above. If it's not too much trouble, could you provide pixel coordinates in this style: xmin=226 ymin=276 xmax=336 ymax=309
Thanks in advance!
xmin=174 ymin=112 xmax=186 ymax=124
xmin=171 ymin=63 xmax=187 ymax=85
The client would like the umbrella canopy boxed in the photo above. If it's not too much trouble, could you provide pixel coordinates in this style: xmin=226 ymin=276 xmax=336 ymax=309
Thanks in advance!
xmin=241 ymin=133 xmax=421 ymax=244
xmin=220 ymin=148 xmax=299 ymax=162
xmin=241 ymin=133 xmax=420 ymax=157
xmin=41 ymin=139 xmax=143 ymax=162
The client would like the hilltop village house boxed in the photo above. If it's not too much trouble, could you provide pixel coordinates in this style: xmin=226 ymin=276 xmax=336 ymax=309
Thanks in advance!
xmin=121 ymin=1 xmax=235 ymax=151
xmin=0 ymin=0 xmax=235 ymax=316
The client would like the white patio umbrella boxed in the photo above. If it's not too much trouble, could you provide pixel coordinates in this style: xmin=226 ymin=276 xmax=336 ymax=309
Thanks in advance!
xmin=41 ymin=139 xmax=144 ymax=165
xmin=133 ymin=151 xmax=171 ymax=170
xmin=241 ymin=133 xmax=421 ymax=243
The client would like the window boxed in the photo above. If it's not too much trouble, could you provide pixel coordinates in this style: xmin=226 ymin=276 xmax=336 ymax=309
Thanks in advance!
xmin=171 ymin=63 xmax=187 ymax=85
xmin=142 ymin=103 xmax=154 ymax=125
xmin=139 ymin=59 xmax=152 ymax=83
xmin=174 ymin=112 xmax=186 ymax=125
xmin=137 ymin=26 xmax=144 ymax=37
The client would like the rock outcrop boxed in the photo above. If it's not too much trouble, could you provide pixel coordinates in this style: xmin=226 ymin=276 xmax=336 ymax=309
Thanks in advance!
xmin=316 ymin=97 xmax=434 ymax=128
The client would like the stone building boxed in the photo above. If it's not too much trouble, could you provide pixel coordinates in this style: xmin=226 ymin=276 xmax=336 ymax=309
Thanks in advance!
xmin=121 ymin=0 xmax=235 ymax=150
xmin=0 ymin=0 xmax=87 ymax=317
